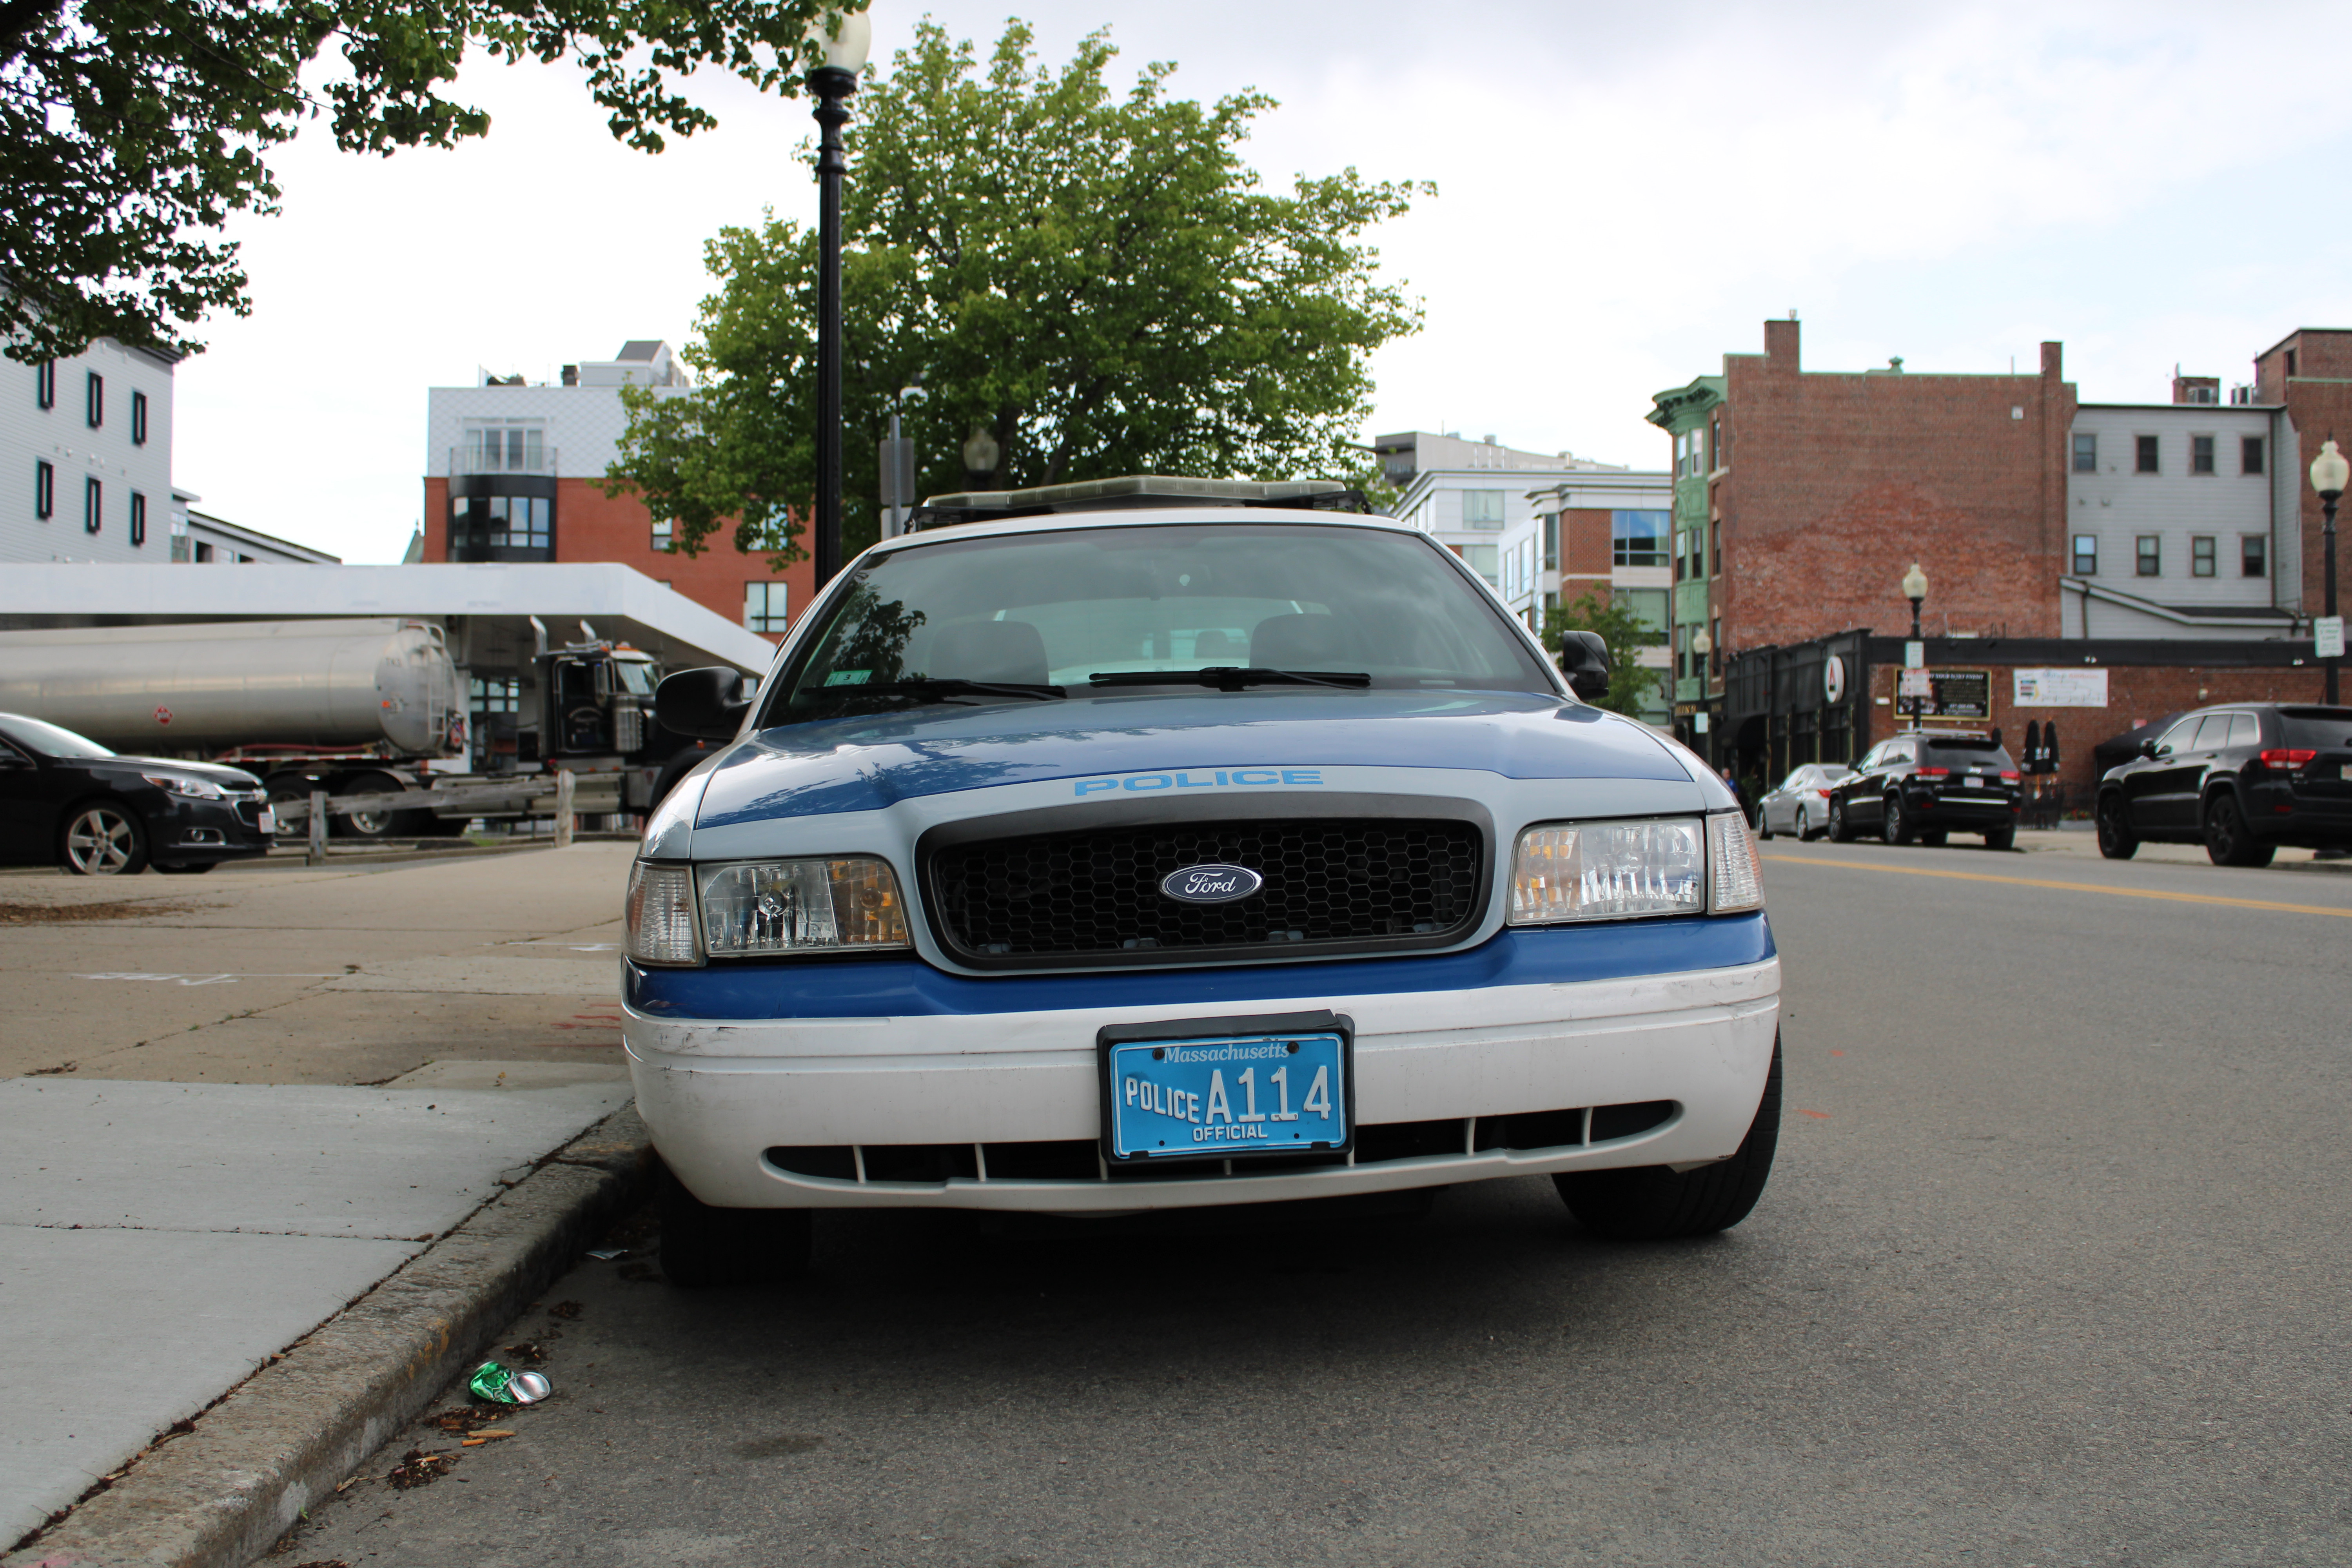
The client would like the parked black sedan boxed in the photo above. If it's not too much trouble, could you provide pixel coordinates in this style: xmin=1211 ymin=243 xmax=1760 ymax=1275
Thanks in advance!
xmin=2095 ymin=703 xmax=2352 ymax=867
xmin=1826 ymin=729 xmax=2022 ymax=849
xmin=0 ymin=713 xmax=273 ymax=875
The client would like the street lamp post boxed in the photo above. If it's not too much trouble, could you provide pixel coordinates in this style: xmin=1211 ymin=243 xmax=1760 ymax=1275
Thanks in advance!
xmin=806 ymin=7 xmax=872 ymax=593
xmin=1902 ymin=562 xmax=1929 ymax=728
xmin=2310 ymin=437 xmax=2347 ymax=705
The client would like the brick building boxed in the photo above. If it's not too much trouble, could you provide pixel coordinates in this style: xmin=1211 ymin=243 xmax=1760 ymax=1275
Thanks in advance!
xmin=420 ymin=340 xmax=813 ymax=647
xmin=1518 ymin=470 xmax=1674 ymax=727
xmin=1665 ymin=318 xmax=2341 ymax=796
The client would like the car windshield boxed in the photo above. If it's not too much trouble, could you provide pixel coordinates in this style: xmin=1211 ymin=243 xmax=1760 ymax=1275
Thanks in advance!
xmin=764 ymin=521 xmax=1555 ymax=720
xmin=2280 ymin=707 xmax=2352 ymax=748
xmin=0 ymin=714 xmax=114 ymax=758
xmin=612 ymin=659 xmax=657 ymax=696
xmin=1924 ymin=738 xmax=2011 ymax=768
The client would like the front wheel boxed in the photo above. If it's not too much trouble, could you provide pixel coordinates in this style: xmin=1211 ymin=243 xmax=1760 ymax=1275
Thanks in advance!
xmin=60 ymin=802 xmax=149 ymax=876
xmin=1884 ymin=795 xmax=1915 ymax=845
xmin=2095 ymin=795 xmax=2138 ymax=860
xmin=1755 ymin=810 xmax=1773 ymax=841
xmin=1555 ymin=1039 xmax=1781 ymax=1241
xmin=657 ymin=1160 xmax=812 ymax=1287
xmin=1795 ymin=807 xmax=1813 ymax=842
xmin=1828 ymin=799 xmax=1855 ymax=843
xmin=2203 ymin=793 xmax=2274 ymax=868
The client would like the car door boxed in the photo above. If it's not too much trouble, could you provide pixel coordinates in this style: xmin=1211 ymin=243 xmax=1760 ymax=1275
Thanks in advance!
xmin=1847 ymin=745 xmax=1896 ymax=829
xmin=1764 ymin=768 xmax=1804 ymax=834
xmin=0 ymin=737 xmax=51 ymax=862
xmin=2123 ymin=716 xmax=2206 ymax=833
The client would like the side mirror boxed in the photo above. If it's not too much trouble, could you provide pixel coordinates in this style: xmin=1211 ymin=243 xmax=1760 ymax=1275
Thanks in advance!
xmin=1559 ymin=630 xmax=1611 ymax=701
xmin=2137 ymin=737 xmax=2157 ymax=759
xmin=655 ymin=667 xmax=752 ymax=741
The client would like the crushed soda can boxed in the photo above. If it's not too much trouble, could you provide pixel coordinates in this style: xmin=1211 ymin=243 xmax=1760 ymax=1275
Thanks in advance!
xmin=468 ymin=1360 xmax=552 ymax=1405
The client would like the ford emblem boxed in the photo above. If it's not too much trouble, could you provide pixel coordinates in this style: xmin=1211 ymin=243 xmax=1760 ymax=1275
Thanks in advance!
xmin=1160 ymin=863 xmax=1264 ymax=904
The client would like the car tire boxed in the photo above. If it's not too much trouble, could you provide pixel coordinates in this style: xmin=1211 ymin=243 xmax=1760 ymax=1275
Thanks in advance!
xmin=1981 ymin=827 xmax=2014 ymax=851
xmin=2095 ymin=795 xmax=2138 ymax=860
xmin=333 ymin=770 xmax=414 ymax=841
xmin=2203 ymin=793 xmax=2275 ymax=869
xmin=1794 ymin=808 xmax=1812 ymax=842
xmin=60 ymin=801 xmax=150 ymax=876
xmin=1828 ymin=799 xmax=1855 ymax=842
xmin=153 ymin=861 xmax=219 ymax=874
xmin=1884 ymin=795 xmax=1915 ymax=845
xmin=1555 ymin=1038 xmax=1781 ymax=1241
xmin=1755 ymin=811 xmax=1773 ymax=841
xmin=657 ymin=1160 xmax=812 ymax=1288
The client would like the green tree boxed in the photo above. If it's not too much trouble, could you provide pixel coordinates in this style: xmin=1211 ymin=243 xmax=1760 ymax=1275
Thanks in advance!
xmin=1543 ymin=591 xmax=1666 ymax=717
xmin=604 ymin=18 xmax=1429 ymax=564
xmin=1 ymin=0 xmax=865 ymax=362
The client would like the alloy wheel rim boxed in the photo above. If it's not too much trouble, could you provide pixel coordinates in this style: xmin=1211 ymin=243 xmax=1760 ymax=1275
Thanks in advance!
xmin=66 ymin=809 xmax=133 ymax=873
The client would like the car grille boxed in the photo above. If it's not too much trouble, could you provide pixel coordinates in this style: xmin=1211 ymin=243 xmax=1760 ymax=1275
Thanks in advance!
xmin=925 ymin=817 xmax=1485 ymax=967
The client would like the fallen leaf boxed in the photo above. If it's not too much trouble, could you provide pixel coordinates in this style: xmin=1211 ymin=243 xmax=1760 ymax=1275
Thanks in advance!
xmin=1797 ymin=1109 xmax=1831 ymax=1119
xmin=547 ymin=1301 xmax=583 ymax=1320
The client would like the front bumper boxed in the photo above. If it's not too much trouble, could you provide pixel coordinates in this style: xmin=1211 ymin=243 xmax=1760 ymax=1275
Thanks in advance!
xmin=624 ymin=917 xmax=1781 ymax=1214
xmin=147 ymin=795 xmax=272 ymax=864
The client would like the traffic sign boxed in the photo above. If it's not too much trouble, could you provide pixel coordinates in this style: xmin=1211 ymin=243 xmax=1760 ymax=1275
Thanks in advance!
xmin=2318 ymin=616 xmax=2346 ymax=659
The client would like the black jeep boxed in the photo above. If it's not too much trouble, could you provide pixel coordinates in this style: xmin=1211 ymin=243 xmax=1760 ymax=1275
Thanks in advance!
xmin=2095 ymin=704 xmax=2352 ymax=867
xmin=1826 ymin=730 xmax=2021 ymax=850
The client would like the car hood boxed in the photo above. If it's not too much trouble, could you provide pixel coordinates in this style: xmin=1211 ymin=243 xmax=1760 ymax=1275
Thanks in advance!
xmin=698 ymin=689 xmax=1705 ymax=827
xmin=94 ymin=755 xmax=265 ymax=789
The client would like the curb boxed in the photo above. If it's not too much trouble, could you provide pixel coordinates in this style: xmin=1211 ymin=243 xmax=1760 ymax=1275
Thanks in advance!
xmin=4 ymin=1107 xmax=652 ymax=1568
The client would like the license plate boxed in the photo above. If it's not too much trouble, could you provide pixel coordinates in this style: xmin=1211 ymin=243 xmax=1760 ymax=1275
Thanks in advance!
xmin=257 ymin=808 xmax=276 ymax=833
xmin=1099 ymin=1012 xmax=1352 ymax=1164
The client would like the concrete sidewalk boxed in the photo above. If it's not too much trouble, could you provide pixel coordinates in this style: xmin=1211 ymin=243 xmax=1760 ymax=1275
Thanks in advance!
xmin=0 ymin=844 xmax=641 ymax=1560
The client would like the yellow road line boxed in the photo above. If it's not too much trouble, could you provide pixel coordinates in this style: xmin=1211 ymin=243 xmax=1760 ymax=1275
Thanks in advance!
xmin=1759 ymin=853 xmax=2352 ymax=918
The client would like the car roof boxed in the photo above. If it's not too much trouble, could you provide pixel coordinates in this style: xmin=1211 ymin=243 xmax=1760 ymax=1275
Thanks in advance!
xmin=863 ymin=505 xmax=1425 ymax=560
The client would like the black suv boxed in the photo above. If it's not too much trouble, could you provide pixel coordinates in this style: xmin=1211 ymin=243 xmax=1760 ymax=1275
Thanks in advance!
xmin=1826 ymin=730 xmax=2021 ymax=849
xmin=2096 ymin=703 xmax=2352 ymax=867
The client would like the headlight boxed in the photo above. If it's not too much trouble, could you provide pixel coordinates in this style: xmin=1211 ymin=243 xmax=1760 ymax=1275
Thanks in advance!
xmin=624 ymin=862 xmax=701 ymax=966
xmin=697 ymin=858 xmax=909 ymax=957
xmin=1507 ymin=813 xmax=1763 ymax=923
xmin=142 ymin=773 xmax=225 ymax=800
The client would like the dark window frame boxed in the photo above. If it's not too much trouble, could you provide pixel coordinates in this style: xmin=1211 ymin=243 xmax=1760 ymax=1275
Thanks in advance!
xmin=2190 ymin=435 xmax=2216 ymax=475
xmin=2072 ymin=432 xmax=2097 ymax=473
xmin=2242 ymin=534 xmax=2267 ymax=578
xmin=35 ymin=459 xmax=54 ymax=519
xmin=35 ymin=360 xmax=56 ymax=410
xmin=84 ymin=474 xmax=102 ymax=534
xmin=129 ymin=490 xmax=147 ymax=547
xmin=2135 ymin=534 xmax=2160 ymax=576
xmin=2071 ymin=533 xmax=2097 ymax=575
xmin=85 ymin=371 xmax=102 ymax=429
xmin=2134 ymin=435 xmax=2160 ymax=474
xmin=2241 ymin=435 xmax=2265 ymax=475
xmin=2190 ymin=534 xmax=2215 ymax=577
xmin=744 ymin=580 xmax=789 ymax=634
xmin=131 ymin=390 xmax=148 ymax=446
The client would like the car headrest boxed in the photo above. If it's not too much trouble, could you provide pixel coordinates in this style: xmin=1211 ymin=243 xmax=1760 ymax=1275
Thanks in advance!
xmin=1190 ymin=628 xmax=1240 ymax=662
xmin=927 ymin=619 xmax=1050 ymax=686
xmin=1250 ymin=613 xmax=1359 ymax=671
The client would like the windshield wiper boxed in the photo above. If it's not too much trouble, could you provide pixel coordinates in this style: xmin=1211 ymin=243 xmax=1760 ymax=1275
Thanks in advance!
xmin=1089 ymin=667 xmax=1372 ymax=691
xmin=810 ymin=678 xmax=1065 ymax=704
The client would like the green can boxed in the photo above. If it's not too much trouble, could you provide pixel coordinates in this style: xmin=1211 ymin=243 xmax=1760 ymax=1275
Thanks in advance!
xmin=467 ymin=1360 xmax=551 ymax=1404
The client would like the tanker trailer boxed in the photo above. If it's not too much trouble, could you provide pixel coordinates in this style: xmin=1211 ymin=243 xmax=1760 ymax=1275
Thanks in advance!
xmin=0 ymin=619 xmax=462 ymax=836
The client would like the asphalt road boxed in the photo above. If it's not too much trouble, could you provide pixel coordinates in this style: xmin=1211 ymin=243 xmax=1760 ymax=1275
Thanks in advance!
xmin=286 ymin=839 xmax=2352 ymax=1568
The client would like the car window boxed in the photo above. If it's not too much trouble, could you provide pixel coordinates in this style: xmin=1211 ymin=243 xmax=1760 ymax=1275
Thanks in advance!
xmin=2155 ymin=717 xmax=2203 ymax=754
xmin=0 ymin=714 xmax=114 ymax=758
xmin=1885 ymin=741 xmax=1915 ymax=766
xmin=1777 ymin=769 xmax=1809 ymax=792
xmin=1819 ymin=764 xmax=1853 ymax=782
xmin=1923 ymin=737 xmax=2012 ymax=769
xmin=2190 ymin=715 xmax=2234 ymax=750
xmin=2225 ymin=713 xmax=2260 ymax=749
xmin=765 ymin=523 xmax=1556 ymax=720
xmin=2279 ymin=708 xmax=2352 ymax=748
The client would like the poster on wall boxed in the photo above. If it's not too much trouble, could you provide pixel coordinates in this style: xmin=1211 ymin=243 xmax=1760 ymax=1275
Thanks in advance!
xmin=2013 ymin=668 xmax=2109 ymax=708
xmin=1923 ymin=669 xmax=1990 ymax=720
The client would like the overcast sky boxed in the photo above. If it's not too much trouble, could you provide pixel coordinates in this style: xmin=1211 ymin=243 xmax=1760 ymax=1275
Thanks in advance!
xmin=173 ymin=0 xmax=2352 ymax=562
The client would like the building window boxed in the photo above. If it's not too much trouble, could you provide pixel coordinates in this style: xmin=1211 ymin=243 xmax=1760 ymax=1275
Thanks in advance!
xmin=1540 ymin=514 xmax=1558 ymax=572
xmin=745 ymin=581 xmax=789 ymax=633
xmin=2287 ymin=348 xmax=2299 ymax=377
xmin=1612 ymin=509 xmax=1667 ymax=566
xmin=652 ymin=517 xmax=674 ymax=551
xmin=2243 ymin=535 xmax=2267 ymax=577
xmin=2071 ymin=534 xmax=2096 ymax=575
xmin=85 ymin=372 xmax=103 ymax=429
xmin=1710 ymin=615 xmax=1722 ymax=679
xmin=448 ymin=492 xmax=554 ymax=556
xmin=2136 ymin=535 xmax=2160 ymax=576
xmin=2135 ymin=435 xmax=2159 ymax=474
xmin=2242 ymin=436 xmax=2264 ymax=475
xmin=1462 ymin=542 xmax=1498 ymax=583
xmin=34 ymin=460 xmax=53 ymax=519
xmin=194 ymin=540 xmax=214 ymax=563
xmin=131 ymin=390 xmax=148 ymax=446
xmin=2191 ymin=535 xmax=2215 ymax=576
xmin=463 ymin=425 xmax=547 ymax=472
xmin=35 ymin=361 xmax=55 ymax=410
xmin=1462 ymin=490 xmax=1504 ymax=528
xmin=129 ymin=490 xmax=146 ymax=547
xmin=2072 ymin=433 xmax=2096 ymax=472
xmin=84 ymin=475 xmax=102 ymax=534
xmin=2191 ymin=435 xmax=2215 ymax=475
xmin=1711 ymin=520 xmax=1722 ymax=577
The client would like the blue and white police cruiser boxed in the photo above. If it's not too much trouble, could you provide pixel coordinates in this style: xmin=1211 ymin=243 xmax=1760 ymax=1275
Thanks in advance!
xmin=623 ymin=478 xmax=1779 ymax=1284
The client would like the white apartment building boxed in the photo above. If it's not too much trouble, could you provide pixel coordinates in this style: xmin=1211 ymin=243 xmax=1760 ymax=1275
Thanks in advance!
xmin=2060 ymin=398 xmax=2301 ymax=638
xmin=1379 ymin=430 xmax=1629 ymax=593
xmin=3 ymin=336 xmax=176 ymax=563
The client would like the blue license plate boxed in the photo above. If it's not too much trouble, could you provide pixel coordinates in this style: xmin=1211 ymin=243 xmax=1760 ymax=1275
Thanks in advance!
xmin=1102 ymin=1028 xmax=1350 ymax=1163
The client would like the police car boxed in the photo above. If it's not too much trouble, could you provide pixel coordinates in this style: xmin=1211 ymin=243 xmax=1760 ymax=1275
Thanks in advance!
xmin=624 ymin=479 xmax=1781 ymax=1285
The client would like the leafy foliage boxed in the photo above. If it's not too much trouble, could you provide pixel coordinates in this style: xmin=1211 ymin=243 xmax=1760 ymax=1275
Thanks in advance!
xmin=1542 ymin=591 xmax=1666 ymax=717
xmin=605 ymin=19 xmax=1429 ymax=564
xmin=1 ymin=0 xmax=861 ymax=361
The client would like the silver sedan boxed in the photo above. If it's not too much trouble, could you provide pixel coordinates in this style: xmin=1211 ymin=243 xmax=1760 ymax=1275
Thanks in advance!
xmin=1755 ymin=764 xmax=1855 ymax=841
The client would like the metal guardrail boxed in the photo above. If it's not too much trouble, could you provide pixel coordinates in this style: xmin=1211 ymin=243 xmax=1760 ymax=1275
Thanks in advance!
xmin=282 ymin=775 xmax=617 ymax=864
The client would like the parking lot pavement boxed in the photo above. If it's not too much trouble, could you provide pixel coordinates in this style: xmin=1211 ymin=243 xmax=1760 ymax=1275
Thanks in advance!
xmin=0 ymin=844 xmax=639 ymax=1557
xmin=280 ymin=828 xmax=2352 ymax=1568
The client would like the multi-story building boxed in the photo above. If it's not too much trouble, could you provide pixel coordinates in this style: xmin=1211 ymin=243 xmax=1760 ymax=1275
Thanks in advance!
xmin=166 ymin=491 xmax=339 ymax=565
xmin=1377 ymin=430 xmax=1628 ymax=593
xmin=1519 ymin=469 xmax=1674 ymax=727
xmin=421 ymin=340 xmax=813 ymax=640
xmin=4 ymin=336 xmax=177 ymax=564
